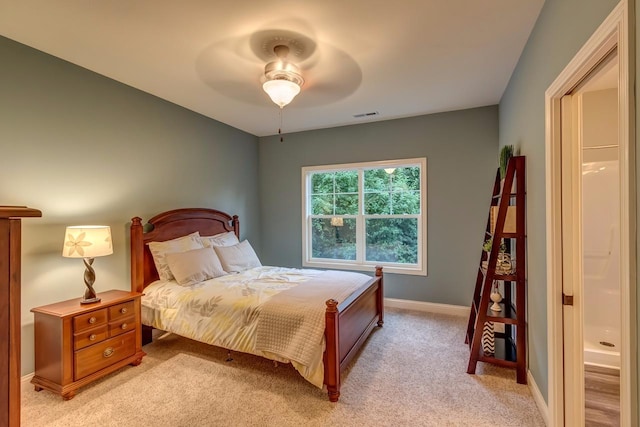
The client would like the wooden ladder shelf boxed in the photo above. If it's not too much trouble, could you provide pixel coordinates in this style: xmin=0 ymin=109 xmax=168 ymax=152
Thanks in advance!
xmin=465 ymin=155 xmax=527 ymax=383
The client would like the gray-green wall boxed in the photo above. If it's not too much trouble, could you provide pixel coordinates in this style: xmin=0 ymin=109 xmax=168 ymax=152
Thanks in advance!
xmin=0 ymin=36 xmax=260 ymax=375
xmin=498 ymin=0 xmax=620 ymax=403
xmin=258 ymin=106 xmax=498 ymax=305
xmin=7 ymin=0 xmax=634 ymax=410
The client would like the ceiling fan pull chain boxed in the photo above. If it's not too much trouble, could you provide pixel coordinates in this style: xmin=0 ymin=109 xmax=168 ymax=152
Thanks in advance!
xmin=279 ymin=107 xmax=284 ymax=142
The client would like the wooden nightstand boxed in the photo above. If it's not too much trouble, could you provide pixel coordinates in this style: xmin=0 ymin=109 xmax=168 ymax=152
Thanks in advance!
xmin=30 ymin=290 xmax=146 ymax=400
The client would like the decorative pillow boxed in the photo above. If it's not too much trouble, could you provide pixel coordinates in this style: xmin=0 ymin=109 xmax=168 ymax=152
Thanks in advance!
xmin=200 ymin=231 xmax=240 ymax=248
xmin=165 ymin=247 xmax=226 ymax=286
xmin=213 ymin=240 xmax=261 ymax=273
xmin=148 ymin=232 xmax=204 ymax=281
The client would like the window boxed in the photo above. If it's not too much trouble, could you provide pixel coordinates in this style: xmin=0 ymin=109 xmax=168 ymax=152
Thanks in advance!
xmin=302 ymin=158 xmax=427 ymax=275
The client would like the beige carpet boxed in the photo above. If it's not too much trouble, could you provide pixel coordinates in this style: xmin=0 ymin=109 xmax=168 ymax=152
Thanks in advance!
xmin=21 ymin=308 xmax=545 ymax=426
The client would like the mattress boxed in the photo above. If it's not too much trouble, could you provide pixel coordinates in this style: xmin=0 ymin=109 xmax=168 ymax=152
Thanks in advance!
xmin=141 ymin=265 xmax=371 ymax=387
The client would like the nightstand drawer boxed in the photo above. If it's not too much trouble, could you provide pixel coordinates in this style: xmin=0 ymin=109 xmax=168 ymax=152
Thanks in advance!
xmin=109 ymin=301 xmax=134 ymax=320
xmin=73 ymin=325 xmax=108 ymax=350
xmin=74 ymin=309 xmax=108 ymax=332
xmin=74 ymin=331 xmax=136 ymax=380
xmin=109 ymin=316 xmax=135 ymax=337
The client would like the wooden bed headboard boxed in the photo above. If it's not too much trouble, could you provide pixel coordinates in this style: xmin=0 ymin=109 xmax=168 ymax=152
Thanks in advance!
xmin=130 ymin=208 xmax=239 ymax=293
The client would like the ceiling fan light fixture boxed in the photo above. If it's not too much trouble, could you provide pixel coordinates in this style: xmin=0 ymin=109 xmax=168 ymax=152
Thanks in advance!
xmin=263 ymin=78 xmax=301 ymax=108
xmin=262 ymin=44 xmax=304 ymax=108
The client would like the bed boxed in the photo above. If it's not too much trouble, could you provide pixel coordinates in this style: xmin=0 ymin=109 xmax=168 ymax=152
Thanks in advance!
xmin=130 ymin=208 xmax=384 ymax=402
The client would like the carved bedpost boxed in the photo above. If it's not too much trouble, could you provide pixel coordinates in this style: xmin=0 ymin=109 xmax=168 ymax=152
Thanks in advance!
xmin=375 ymin=266 xmax=384 ymax=327
xmin=130 ymin=217 xmax=143 ymax=294
xmin=130 ymin=217 xmax=153 ymax=345
xmin=231 ymin=215 xmax=240 ymax=239
xmin=324 ymin=298 xmax=340 ymax=402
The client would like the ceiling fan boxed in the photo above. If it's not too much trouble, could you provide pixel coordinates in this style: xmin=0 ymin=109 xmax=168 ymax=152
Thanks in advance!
xmin=195 ymin=29 xmax=362 ymax=109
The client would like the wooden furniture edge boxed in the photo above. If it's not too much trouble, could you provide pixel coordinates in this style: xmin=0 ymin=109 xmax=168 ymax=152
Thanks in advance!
xmin=131 ymin=217 xmax=144 ymax=295
xmin=0 ymin=206 xmax=42 ymax=218
xmin=324 ymin=266 xmax=383 ymax=402
xmin=0 ymin=206 xmax=41 ymax=427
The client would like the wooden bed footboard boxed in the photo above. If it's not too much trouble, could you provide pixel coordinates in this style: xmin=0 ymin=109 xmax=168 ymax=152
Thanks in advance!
xmin=324 ymin=266 xmax=384 ymax=402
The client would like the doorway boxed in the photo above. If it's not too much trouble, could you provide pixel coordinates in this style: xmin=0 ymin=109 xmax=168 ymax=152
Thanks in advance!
xmin=545 ymin=2 xmax=636 ymax=426
xmin=561 ymin=50 xmax=621 ymax=426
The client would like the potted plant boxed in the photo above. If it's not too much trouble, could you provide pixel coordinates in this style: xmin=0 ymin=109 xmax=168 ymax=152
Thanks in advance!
xmin=483 ymin=237 xmax=506 ymax=253
xmin=499 ymin=144 xmax=514 ymax=181
xmin=498 ymin=145 xmax=517 ymax=208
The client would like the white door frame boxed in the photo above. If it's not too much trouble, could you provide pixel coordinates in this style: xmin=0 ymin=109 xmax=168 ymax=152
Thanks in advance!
xmin=545 ymin=1 xmax=636 ymax=426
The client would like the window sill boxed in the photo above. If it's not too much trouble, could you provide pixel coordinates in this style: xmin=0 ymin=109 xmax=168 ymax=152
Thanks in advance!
xmin=302 ymin=260 xmax=427 ymax=276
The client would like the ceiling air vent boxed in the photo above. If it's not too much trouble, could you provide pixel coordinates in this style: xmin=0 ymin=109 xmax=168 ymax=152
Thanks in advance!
xmin=353 ymin=111 xmax=379 ymax=118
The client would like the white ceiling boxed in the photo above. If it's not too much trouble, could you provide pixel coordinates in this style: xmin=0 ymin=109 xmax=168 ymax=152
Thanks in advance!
xmin=0 ymin=1 xmax=544 ymax=137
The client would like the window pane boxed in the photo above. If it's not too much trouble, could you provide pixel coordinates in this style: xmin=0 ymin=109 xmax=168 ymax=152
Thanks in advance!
xmin=335 ymin=194 xmax=358 ymax=215
xmin=391 ymin=190 xmax=420 ymax=214
xmin=311 ymin=172 xmax=335 ymax=194
xmin=364 ymin=169 xmax=390 ymax=192
xmin=391 ymin=166 xmax=421 ymax=191
xmin=366 ymin=218 xmax=418 ymax=264
xmin=364 ymin=192 xmax=390 ymax=215
xmin=311 ymin=195 xmax=334 ymax=215
xmin=311 ymin=218 xmax=356 ymax=260
xmin=334 ymin=170 xmax=358 ymax=193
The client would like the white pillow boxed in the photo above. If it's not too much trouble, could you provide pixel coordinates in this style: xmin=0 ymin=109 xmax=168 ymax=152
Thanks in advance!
xmin=213 ymin=240 xmax=261 ymax=273
xmin=148 ymin=232 xmax=204 ymax=281
xmin=200 ymin=231 xmax=240 ymax=248
xmin=165 ymin=247 xmax=226 ymax=286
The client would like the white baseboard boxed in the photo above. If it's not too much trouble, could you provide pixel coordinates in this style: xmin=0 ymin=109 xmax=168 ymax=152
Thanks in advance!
xmin=384 ymin=297 xmax=470 ymax=317
xmin=528 ymin=370 xmax=550 ymax=426
xmin=21 ymin=372 xmax=34 ymax=388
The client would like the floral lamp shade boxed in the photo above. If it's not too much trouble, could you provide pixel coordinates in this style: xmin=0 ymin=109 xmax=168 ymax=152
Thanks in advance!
xmin=63 ymin=226 xmax=113 ymax=258
xmin=62 ymin=225 xmax=112 ymax=304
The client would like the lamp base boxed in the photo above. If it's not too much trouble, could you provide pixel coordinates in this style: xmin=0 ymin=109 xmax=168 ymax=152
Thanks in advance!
xmin=81 ymin=257 xmax=100 ymax=304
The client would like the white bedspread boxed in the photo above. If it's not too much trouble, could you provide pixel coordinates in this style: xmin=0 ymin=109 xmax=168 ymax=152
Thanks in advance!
xmin=141 ymin=266 xmax=372 ymax=388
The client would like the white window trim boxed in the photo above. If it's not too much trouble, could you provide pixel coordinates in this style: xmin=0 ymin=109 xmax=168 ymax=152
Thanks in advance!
xmin=301 ymin=157 xmax=427 ymax=276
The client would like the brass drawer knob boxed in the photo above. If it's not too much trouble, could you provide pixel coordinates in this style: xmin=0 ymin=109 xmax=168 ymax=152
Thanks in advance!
xmin=120 ymin=307 xmax=128 ymax=314
xmin=89 ymin=317 xmax=97 ymax=324
xmin=89 ymin=334 xmax=97 ymax=341
xmin=103 ymin=347 xmax=115 ymax=358
xmin=121 ymin=323 xmax=128 ymax=330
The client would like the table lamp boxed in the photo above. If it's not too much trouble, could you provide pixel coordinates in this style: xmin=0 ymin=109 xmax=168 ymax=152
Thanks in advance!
xmin=62 ymin=225 xmax=113 ymax=304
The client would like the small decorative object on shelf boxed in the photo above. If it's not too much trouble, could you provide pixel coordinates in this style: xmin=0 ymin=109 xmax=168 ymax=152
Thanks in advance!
xmin=490 ymin=281 xmax=502 ymax=312
xmin=465 ymin=155 xmax=527 ymax=384
xmin=496 ymin=252 xmax=513 ymax=274
xmin=482 ymin=322 xmax=495 ymax=356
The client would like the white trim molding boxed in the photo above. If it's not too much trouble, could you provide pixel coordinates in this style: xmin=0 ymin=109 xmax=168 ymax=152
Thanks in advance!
xmin=21 ymin=372 xmax=34 ymax=388
xmin=545 ymin=1 xmax=637 ymax=425
xmin=528 ymin=370 xmax=550 ymax=426
xmin=301 ymin=157 xmax=428 ymax=276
